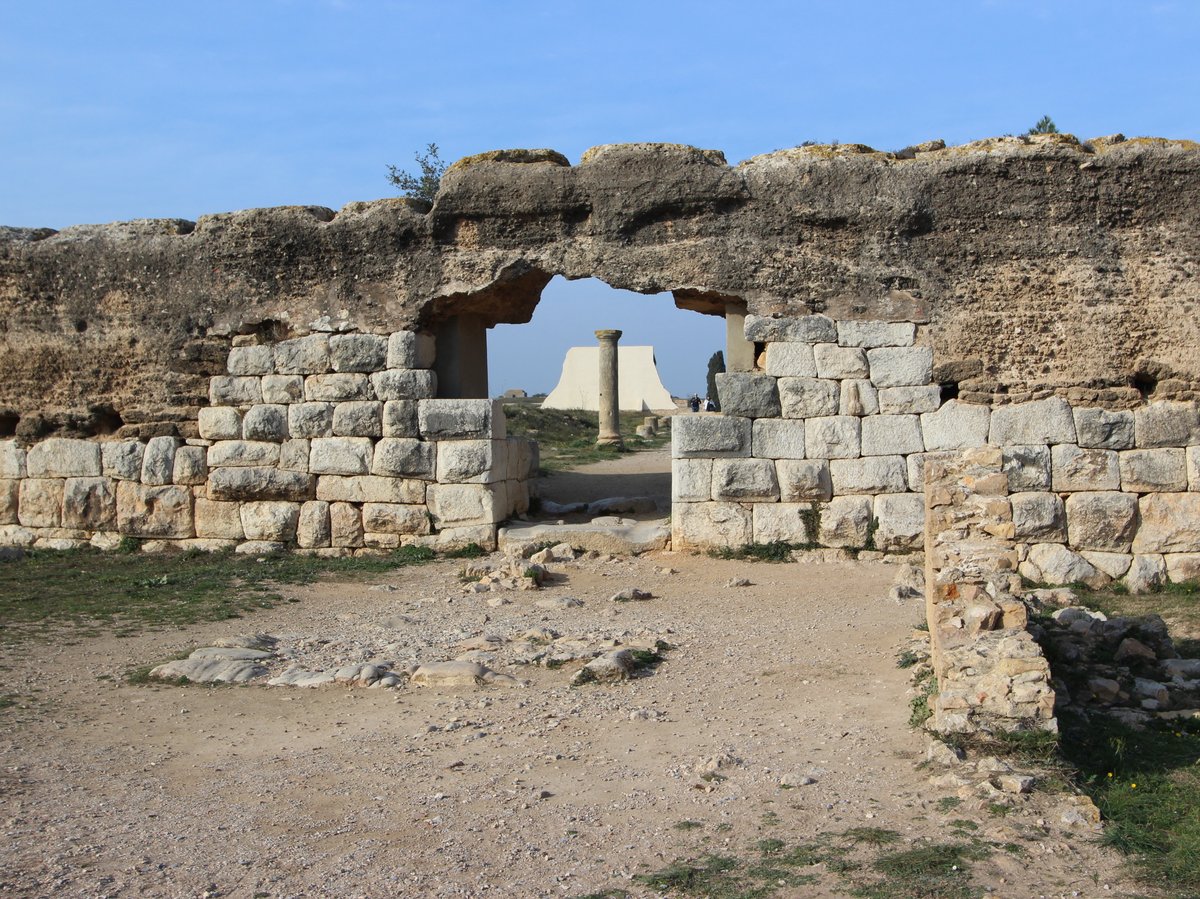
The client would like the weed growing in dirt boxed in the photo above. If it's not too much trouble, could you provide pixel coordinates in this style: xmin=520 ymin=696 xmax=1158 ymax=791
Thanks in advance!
xmin=850 ymin=842 xmax=987 ymax=899
xmin=908 ymin=669 xmax=937 ymax=728
xmin=707 ymin=541 xmax=803 ymax=563
xmin=0 ymin=544 xmax=438 ymax=644
xmin=674 ymin=820 xmax=704 ymax=831
xmin=895 ymin=649 xmax=920 ymax=668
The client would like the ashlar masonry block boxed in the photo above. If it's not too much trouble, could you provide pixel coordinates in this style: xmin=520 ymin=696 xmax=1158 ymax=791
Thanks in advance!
xmin=116 ymin=482 xmax=193 ymax=538
xmin=763 ymin=342 xmax=816 ymax=377
xmin=240 ymin=501 xmax=300 ymax=542
xmin=1002 ymin=445 xmax=1051 ymax=492
xmin=0 ymin=479 xmax=17 ymax=524
xmin=194 ymin=498 xmax=245 ymax=539
xmin=208 ymin=440 xmax=281 ymax=468
xmin=309 ymin=437 xmax=374 ymax=476
xmin=1066 ymin=492 xmax=1138 ymax=553
xmin=288 ymin=402 xmax=334 ymax=438
xmin=804 ymin=415 xmax=861 ymax=459
xmin=744 ymin=314 xmax=836 ymax=344
xmin=329 ymin=333 xmax=388 ymax=373
xmin=227 ymin=344 xmax=273 ymax=376
xmin=273 ymin=335 xmax=330 ymax=375
xmin=1011 ymin=492 xmax=1066 ymax=543
xmin=436 ymin=440 xmax=507 ymax=484
xmin=714 ymin=373 xmax=781 ymax=419
xmin=671 ymin=501 xmax=752 ymax=549
xmin=198 ymin=407 xmax=243 ymax=440
xmin=26 ymin=438 xmax=102 ymax=478
xmin=988 ymin=397 xmax=1076 ymax=446
xmin=753 ymin=503 xmax=816 ymax=545
xmin=371 ymin=369 xmax=437 ymax=401
xmin=383 ymin=400 xmax=419 ymax=438
xmin=711 ymin=458 xmax=780 ymax=501
xmin=242 ymin=405 xmax=289 ymax=441
xmin=101 ymin=441 xmax=144 ymax=480
xmin=672 ymin=458 xmax=713 ymax=502
xmin=920 ymin=400 xmax=989 ymax=451
xmin=860 ymin=414 xmax=923 ymax=456
xmin=1132 ymin=494 xmax=1200 ymax=554
xmin=1073 ymin=407 xmax=1135 ymax=450
xmin=387 ymin=330 xmax=436 ymax=370
xmin=1051 ymin=445 xmax=1119 ymax=492
xmin=829 ymin=455 xmax=907 ymax=494
xmin=316 ymin=475 xmax=425 ymax=504
xmin=867 ymin=346 xmax=933 ymax=387
xmin=813 ymin=343 xmax=868 ymax=379
xmin=209 ymin=376 xmax=262 ymax=407
xmin=18 ymin=478 xmax=63 ymax=527
xmin=818 ymin=496 xmax=873 ymax=547
xmin=418 ymin=399 xmax=505 ymax=440
xmin=172 ymin=446 xmax=208 ymax=486
xmin=362 ymin=503 xmax=431 ymax=535
xmin=305 ymin=373 xmax=374 ymax=403
xmin=0 ymin=440 xmax=26 ymax=479
xmin=1134 ymin=401 xmax=1200 ymax=448
xmin=776 ymin=459 xmax=832 ymax=502
xmin=873 ymin=493 xmax=925 ymax=549
xmin=837 ymin=320 xmax=915 ymax=348
xmin=372 ymin=438 xmax=436 ymax=479
xmin=751 ymin=419 xmax=805 ymax=460
xmin=778 ymin=378 xmax=839 ymax=419
xmin=332 ymin=401 xmax=383 ymax=438
xmin=671 ymin=414 xmax=751 ymax=458
xmin=207 ymin=467 xmax=314 ymax=502
xmin=879 ymin=385 xmax=941 ymax=415
xmin=296 ymin=500 xmax=330 ymax=548
xmin=141 ymin=436 xmax=178 ymax=486
xmin=427 ymin=483 xmax=507 ymax=527
xmin=839 ymin=380 xmax=879 ymax=416
xmin=261 ymin=374 xmax=304 ymax=404
xmin=1119 ymin=448 xmax=1187 ymax=493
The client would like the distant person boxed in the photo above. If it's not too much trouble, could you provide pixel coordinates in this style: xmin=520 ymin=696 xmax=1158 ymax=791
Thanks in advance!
xmin=689 ymin=395 xmax=700 ymax=412
xmin=704 ymin=396 xmax=716 ymax=412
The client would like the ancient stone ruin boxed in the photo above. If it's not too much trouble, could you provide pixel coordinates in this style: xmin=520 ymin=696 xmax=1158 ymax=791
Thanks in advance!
xmin=2 ymin=133 xmax=1198 ymax=731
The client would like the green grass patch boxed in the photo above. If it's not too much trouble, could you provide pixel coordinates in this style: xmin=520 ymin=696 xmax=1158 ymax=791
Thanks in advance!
xmin=850 ymin=842 xmax=986 ymax=899
xmin=707 ymin=541 xmax=805 ymax=563
xmin=0 ymin=544 xmax=438 ymax=644
xmin=674 ymin=820 xmax=704 ymax=831
xmin=908 ymin=669 xmax=937 ymax=729
xmin=843 ymin=827 xmax=902 ymax=848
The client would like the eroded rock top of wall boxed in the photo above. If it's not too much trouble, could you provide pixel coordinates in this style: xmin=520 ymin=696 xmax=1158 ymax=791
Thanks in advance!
xmin=2 ymin=133 xmax=1198 ymax=436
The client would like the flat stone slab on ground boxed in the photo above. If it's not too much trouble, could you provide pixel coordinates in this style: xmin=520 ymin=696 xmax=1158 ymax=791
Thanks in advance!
xmin=499 ymin=517 xmax=670 ymax=556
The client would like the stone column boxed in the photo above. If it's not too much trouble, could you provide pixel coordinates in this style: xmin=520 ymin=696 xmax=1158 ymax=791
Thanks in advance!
xmin=595 ymin=329 xmax=623 ymax=447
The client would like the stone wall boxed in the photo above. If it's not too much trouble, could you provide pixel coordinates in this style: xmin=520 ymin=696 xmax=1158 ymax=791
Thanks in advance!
xmin=0 ymin=330 xmax=537 ymax=554
xmin=673 ymin=314 xmax=1200 ymax=592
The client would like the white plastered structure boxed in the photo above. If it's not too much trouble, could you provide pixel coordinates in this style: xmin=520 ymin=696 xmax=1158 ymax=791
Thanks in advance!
xmin=542 ymin=346 xmax=676 ymax=412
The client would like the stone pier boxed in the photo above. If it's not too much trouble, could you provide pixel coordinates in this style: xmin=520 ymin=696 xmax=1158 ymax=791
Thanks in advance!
xmin=595 ymin=329 xmax=623 ymax=447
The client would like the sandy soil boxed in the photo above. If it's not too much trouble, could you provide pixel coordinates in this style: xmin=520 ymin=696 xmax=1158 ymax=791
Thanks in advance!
xmin=0 ymin=454 xmax=1146 ymax=899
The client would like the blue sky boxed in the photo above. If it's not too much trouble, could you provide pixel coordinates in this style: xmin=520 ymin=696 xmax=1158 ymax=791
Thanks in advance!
xmin=3 ymin=0 xmax=1196 ymax=396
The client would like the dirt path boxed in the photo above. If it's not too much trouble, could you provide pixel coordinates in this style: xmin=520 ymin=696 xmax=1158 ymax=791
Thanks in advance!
xmin=535 ymin=447 xmax=671 ymax=511
xmin=0 ymin=542 xmax=1143 ymax=899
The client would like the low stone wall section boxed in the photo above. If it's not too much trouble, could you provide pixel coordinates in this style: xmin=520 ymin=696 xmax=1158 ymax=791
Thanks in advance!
xmin=673 ymin=314 xmax=1200 ymax=591
xmin=0 ymin=331 xmax=537 ymax=554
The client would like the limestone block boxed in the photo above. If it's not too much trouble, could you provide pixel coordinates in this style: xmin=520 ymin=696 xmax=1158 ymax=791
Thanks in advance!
xmin=672 ymin=501 xmax=752 ymax=549
xmin=279 ymin=439 xmax=310 ymax=472
xmin=804 ymin=416 xmax=861 ymax=459
xmin=305 ymin=373 xmax=374 ymax=402
xmin=172 ymin=446 xmax=208 ymax=486
xmin=829 ymin=455 xmax=907 ymax=494
xmin=1124 ymin=554 xmax=1167 ymax=594
xmin=436 ymin=440 xmax=507 ymax=484
xmin=505 ymin=437 xmax=537 ymax=480
xmin=751 ymin=419 xmax=805 ymax=459
xmin=140 ymin=436 xmax=178 ymax=486
xmin=714 ymin=373 xmax=781 ymax=419
xmin=1024 ymin=543 xmax=1105 ymax=588
xmin=873 ymin=493 xmax=925 ymax=549
xmin=1079 ymin=551 xmax=1133 ymax=580
xmin=672 ymin=458 xmax=713 ymax=502
xmin=370 ymin=369 xmax=438 ymax=401
xmin=427 ymin=483 xmax=507 ymax=527
xmin=207 ymin=440 xmax=281 ymax=468
xmin=194 ymin=498 xmax=245 ymax=539
xmin=101 ymin=440 xmax=144 ymax=480
xmin=867 ymin=346 xmax=932 ymax=387
xmin=316 ymin=475 xmax=425 ymax=504
xmin=333 ymin=401 xmax=383 ymax=437
xmin=26 ymin=438 xmax=102 ymax=478
xmin=744 ymin=314 xmax=836 ymax=343
xmin=1164 ymin=553 xmax=1200 ymax=584
xmin=330 ymin=502 xmax=364 ymax=548
xmin=0 ymin=479 xmax=17 ymax=524
xmin=364 ymin=532 xmax=401 ymax=549
xmin=839 ymin=380 xmax=879 ymax=416
xmin=418 ymin=399 xmax=505 ymax=440
xmin=813 ymin=343 xmax=868 ymax=379
xmin=59 ymin=478 xmax=115 ymax=530
xmin=209 ymin=376 xmax=262 ymax=407
xmin=861 ymin=415 xmax=923 ymax=456
xmin=995 ymin=402 xmax=1082 ymax=452
xmin=296 ymin=500 xmax=331 ymax=548
xmin=919 ymin=400 xmax=990 ymax=451
xmin=261 ymin=374 xmax=305 ymax=404
xmin=878 ymin=385 xmax=941 ymax=415
xmin=207 ymin=467 xmax=314 ymax=502
xmin=711 ymin=458 xmax=780 ymax=501
xmin=383 ymin=400 xmax=420 ymax=438
xmin=372 ymin=437 xmax=436 ymax=479
xmin=763 ymin=342 xmax=816 ymax=377
xmin=1119 ymin=448 xmax=1187 ymax=493
xmin=309 ymin=437 xmax=374 ymax=475
xmin=0 ymin=440 xmax=26 ymax=479
xmin=240 ymin=501 xmax=300 ymax=542
xmin=0 ymin=525 xmax=36 ymax=547
xmin=1133 ymin=494 xmax=1200 ymax=554
xmin=778 ymin=378 xmax=839 ymax=418
xmin=273 ymin=334 xmax=330 ymax=375
xmin=818 ymin=496 xmax=873 ymax=547
xmin=243 ymin=404 xmax=289 ymax=442
xmin=387 ymin=330 xmax=436 ymax=370
xmin=671 ymin=414 xmax=751 ymax=458
xmin=227 ymin=344 xmax=273 ymax=376
xmin=753 ymin=503 xmax=817 ymax=545
xmin=288 ymin=402 xmax=334 ymax=438
xmin=1003 ymin=445 xmax=1051 ymax=491
xmin=17 ymin=479 xmax=62 ymax=527
xmin=1073 ymin=408 xmax=1135 ymax=450
xmin=776 ymin=459 xmax=833 ymax=502
xmin=1051 ymin=445 xmax=1119 ymax=492
xmin=1012 ymin=492 xmax=1066 ymax=543
xmin=1066 ymin=491 xmax=1138 ymax=553
xmin=507 ymin=479 xmax=530 ymax=515
xmin=116 ymin=482 xmax=193 ymax=538
xmin=837 ymin=320 xmax=916 ymax=348
xmin=198 ymin=407 xmax=242 ymax=441
xmin=906 ymin=453 xmax=928 ymax=493
xmin=1190 ymin=446 xmax=1200 ymax=491
xmin=1134 ymin=401 xmax=1200 ymax=448
xmin=362 ymin=503 xmax=431 ymax=535
xmin=329 ymin=333 xmax=388 ymax=373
